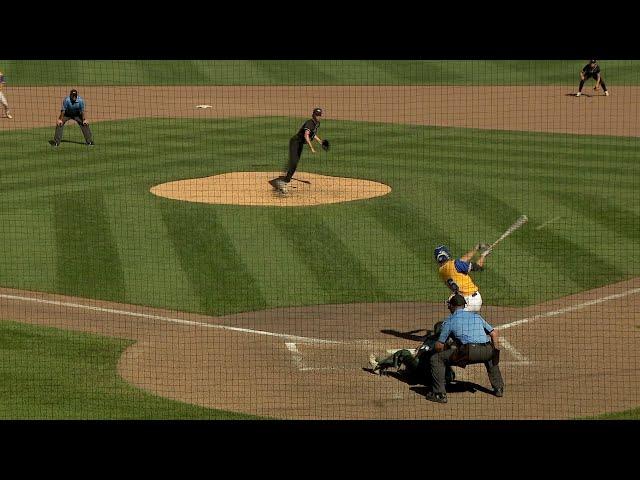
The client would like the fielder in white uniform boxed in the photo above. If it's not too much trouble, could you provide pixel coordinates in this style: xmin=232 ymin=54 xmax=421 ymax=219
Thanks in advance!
xmin=0 ymin=71 xmax=12 ymax=119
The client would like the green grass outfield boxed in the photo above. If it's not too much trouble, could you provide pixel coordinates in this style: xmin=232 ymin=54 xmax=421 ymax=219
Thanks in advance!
xmin=1 ymin=117 xmax=638 ymax=419
xmin=0 ymin=117 xmax=638 ymax=316
xmin=1 ymin=60 xmax=640 ymax=85
xmin=0 ymin=320 xmax=257 ymax=419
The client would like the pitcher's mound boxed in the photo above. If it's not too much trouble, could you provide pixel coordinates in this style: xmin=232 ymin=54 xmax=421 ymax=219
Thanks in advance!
xmin=150 ymin=172 xmax=391 ymax=206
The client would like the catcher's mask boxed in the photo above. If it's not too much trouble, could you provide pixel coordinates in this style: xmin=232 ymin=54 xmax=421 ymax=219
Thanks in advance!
xmin=312 ymin=107 xmax=323 ymax=117
xmin=70 ymin=89 xmax=78 ymax=100
xmin=434 ymin=245 xmax=451 ymax=263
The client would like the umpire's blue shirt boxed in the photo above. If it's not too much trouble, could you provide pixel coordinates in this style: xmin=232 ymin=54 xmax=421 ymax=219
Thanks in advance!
xmin=61 ymin=96 xmax=85 ymax=117
xmin=437 ymin=309 xmax=494 ymax=345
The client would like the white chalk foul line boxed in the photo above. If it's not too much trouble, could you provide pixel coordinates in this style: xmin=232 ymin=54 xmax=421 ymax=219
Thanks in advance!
xmin=497 ymin=287 xmax=640 ymax=331
xmin=499 ymin=337 xmax=531 ymax=365
xmin=0 ymin=293 xmax=339 ymax=345
xmin=285 ymin=342 xmax=345 ymax=371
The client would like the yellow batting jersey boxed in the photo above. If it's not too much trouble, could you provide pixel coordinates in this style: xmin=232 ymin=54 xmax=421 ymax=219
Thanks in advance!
xmin=438 ymin=259 xmax=478 ymax=295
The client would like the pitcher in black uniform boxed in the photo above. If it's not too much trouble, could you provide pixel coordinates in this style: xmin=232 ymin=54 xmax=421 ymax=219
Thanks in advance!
xmin=576 ymin=59 xmax=609 ymax=97
xmin=269 ymin=107 xmax=326 ymax=194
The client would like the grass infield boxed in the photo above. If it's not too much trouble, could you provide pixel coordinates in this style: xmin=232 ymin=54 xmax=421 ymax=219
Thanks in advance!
xmin=0 ymin=117 xmax=638 ymax=316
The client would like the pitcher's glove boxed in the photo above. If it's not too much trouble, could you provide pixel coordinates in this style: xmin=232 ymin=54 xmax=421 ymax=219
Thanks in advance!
xmin=321 ymin=139 xmax=330 ymax=151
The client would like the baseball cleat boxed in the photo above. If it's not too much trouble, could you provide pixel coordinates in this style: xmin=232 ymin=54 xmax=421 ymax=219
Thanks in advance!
xmin=86 ymin=141 xmax=95 ymax=146
xmin=48 ymin=140 xmax=59 ymax=147
xmin=368 ymin=354 xmax=383 ymax=375
xmin=605 ymin=91 xmax=610 ymax=96
xmin=425 ymin=392 xmax=448 ymax=404
xmin=575 ymin=92 xmax=581 ymax=97
xmin=5 ymin=113 xmax=12 ymax=119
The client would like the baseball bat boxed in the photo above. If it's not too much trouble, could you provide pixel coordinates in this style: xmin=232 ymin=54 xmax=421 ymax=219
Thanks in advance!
xmin=482 ymin=215 xmax=528 ymax=256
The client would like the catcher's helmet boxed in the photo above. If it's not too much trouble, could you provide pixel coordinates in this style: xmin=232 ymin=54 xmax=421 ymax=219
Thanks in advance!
xmin=434 ymin=245 xmax=451 ymax=263
xmin=446 ymin=293 xmax=466 ymax=308
xmin=312 ymin=107 xmax=323 ymax=117
xmin=432 ymin=321 xmax=444 ymax=337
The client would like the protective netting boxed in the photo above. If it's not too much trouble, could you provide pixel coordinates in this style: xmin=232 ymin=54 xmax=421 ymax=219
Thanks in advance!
xmin=0 ymin=60 xmax=638 ymax=419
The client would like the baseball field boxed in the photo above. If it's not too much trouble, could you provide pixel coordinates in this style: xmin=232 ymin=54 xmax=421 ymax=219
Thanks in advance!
xmin=0 ymin=60 xmax=638 ymax=419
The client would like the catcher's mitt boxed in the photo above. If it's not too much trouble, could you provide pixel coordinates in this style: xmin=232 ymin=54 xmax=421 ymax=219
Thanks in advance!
xmin=321 ymin=139 xmax=330 ymax=151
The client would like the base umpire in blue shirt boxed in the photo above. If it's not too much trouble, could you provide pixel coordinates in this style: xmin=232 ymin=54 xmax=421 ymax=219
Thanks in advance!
xmin=426 ymin=293 xmax=505 ymax=403
xmin=50 ymin=89 xmax=94 ymax=147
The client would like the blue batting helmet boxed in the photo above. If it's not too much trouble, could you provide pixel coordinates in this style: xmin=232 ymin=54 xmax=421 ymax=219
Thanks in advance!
xmin=434 ymin=245 xmax=451 ymax=263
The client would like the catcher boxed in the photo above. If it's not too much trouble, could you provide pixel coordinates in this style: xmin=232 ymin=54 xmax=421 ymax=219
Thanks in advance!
xmin=368 ymin=321 xmax=456 ymax=386
xmin=269 ymin=107 xmax=329 ymax=195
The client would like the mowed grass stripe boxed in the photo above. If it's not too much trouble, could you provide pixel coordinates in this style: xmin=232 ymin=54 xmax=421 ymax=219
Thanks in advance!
xmin=447 ymin=186 xmax=623 ymax=295
xmin=327 ymin=202 xmax=428 ymax=298
xmin=213 ymin=208 xmax=330 ymax=308
xmin=54 ymin=191 xmax=126 ymax=300
xmin=105 ymin=194 xmax=201 ymax=313
xmin=1 ymin=117 xmax=639 ymax=314
xmin=550 ymin=190 xmax=640 ymax=244
xmin=159 ymin=201 xmax=267 ymax=315
xmin=270 ymin=209 xmax=387 ymax=302
xmin=0 ymin=207 xmax=58 ymax=291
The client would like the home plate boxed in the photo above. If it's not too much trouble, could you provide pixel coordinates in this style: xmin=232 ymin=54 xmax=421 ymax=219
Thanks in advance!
xmin=196 ymin=105 xmax=213 ymax=109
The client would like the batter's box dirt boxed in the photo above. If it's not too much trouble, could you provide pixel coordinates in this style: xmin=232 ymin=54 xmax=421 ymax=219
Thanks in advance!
xmin=286 ymin=337 xmax=531 ymax=374
xmin=285 ymin=340 xmax=403 ymax=372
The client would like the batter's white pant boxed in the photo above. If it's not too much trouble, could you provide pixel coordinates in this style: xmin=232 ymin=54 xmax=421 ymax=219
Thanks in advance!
xmin=0 ymin=91 xmax=8 ymax=111
xmin=463 ymin=291 xmax=482 ymax=312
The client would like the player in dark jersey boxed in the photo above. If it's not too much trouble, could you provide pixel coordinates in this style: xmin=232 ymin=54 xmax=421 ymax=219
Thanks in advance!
xmin=269 ymin=107 xmax=326 ymax=195
xmin=576 ymin=59 xmax=609 ymax=97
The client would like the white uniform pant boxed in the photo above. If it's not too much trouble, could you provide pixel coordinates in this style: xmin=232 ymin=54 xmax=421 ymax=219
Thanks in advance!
xmin=0 ymin=91 xmax=8 ymax=110
xmin=463 ymin=291 xmax=482 ymax=312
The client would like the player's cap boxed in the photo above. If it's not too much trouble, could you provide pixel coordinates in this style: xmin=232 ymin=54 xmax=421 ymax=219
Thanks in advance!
xmin=434 ymin=245 xmax=451 ymax=263
xmin=446 ymin=293 xmax=466 ymax=308
xmin=312 ymin=107 xmax=323 ymax=117
xmin=590 ymin=59 xmax=597 ymax=63
xmin=70 ymin=89 xmax=78 ymax=96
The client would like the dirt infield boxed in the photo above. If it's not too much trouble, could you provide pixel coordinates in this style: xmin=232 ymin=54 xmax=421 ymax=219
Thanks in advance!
xmin=1 ymin=278 xmax=639 ymax=419
xmin=2 ymin=85 xmax=639 ymax=137
xmin=150 ymin=172 xmax=392 ymax=206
